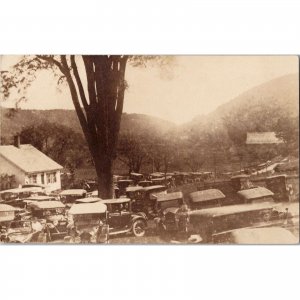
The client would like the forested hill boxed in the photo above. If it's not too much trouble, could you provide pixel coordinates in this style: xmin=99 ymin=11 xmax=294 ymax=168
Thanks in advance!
xmin=0 ymin=109 xmax=174 ymax=141
xmin=1 ymin=73 xmax=298 ymax=143
xmin=180 ymin=73 xmax=299 ymax=136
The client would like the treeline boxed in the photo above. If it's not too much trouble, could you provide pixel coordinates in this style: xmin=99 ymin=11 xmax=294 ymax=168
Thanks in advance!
xmin=8 ymin=96 xmax=299 ymax=176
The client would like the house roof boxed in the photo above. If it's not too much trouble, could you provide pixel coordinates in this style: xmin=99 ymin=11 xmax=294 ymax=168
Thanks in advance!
xmin=0 ymin=144 xmax=63 ymax=173
xmin=246 ymin=132 xmax=283 ymax=144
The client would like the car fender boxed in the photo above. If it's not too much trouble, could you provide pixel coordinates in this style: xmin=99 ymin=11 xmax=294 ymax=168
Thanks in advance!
xmin=130 ymin=214 xmax=147 ymax=227
xmin=132 ymin=212 xmax=148 ymax=221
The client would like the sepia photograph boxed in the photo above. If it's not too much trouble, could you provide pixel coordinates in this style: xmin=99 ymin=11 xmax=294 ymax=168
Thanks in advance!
xmin=0 ymin=55 xmax=299 ymax=245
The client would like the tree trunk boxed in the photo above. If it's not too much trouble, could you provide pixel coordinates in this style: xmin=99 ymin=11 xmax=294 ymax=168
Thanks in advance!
xmin=95 ymin=157 xmax=114 ymax=199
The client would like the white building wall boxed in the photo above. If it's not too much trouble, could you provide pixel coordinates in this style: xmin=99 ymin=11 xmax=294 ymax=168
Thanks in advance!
xmin=0 ymin=156 xmax=61 ymax=191
xmin=0 ymin=155 xmax=26 ymax=187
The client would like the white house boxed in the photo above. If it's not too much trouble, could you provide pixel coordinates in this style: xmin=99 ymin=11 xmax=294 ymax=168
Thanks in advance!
xmin=246 ymin=132 xmax=283 ymax=144
xmin=0 ymin=143 xmax=63 ymax=192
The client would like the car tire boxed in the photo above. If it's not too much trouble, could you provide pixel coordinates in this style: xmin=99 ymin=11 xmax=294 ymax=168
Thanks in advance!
xmin=132 ymin=219 xmax=146 ymax=237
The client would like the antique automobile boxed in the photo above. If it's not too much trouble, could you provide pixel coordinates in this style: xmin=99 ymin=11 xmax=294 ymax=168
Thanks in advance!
xmin=138 ymin=180 xmax=152 ymax=187
xmin=59 ymin=189 xmax=87 ymax=207
xmin=151 ymin=176 xmax=172 ymax=186
xmin=212 ymin=227 xmax=299 ymax=244
xmin=187 ymin=202 xmax=287 ymax=243
xmin=230 ymin=175 xmax=254 ymax=192
xmin=237 ymin=187 xmax=274 ymax=204
xmin=24 ymin=195 xmax=57 ymax=207
xmin=68 ymin=198 xmax=148 ymax=242
xmin=265 ymin=175 xmax=290 ymax=202
xmin=154 ymin=192 xmax=185 ymax=233
xmin=68 ymin=202 xmax=109 ymax=243
xmin=1 ymin=219 xmax=44 ymax=243
xmin=82 ymin=180 xmax=98 ymax=192
xmin=117 ymin=179 xmax=134 ymax=196
xmin=88 ymin=185 xmax=120 ymax=199
xmin=130 ymin=172 xmax=144 ymax=184
xmin=0 ymin=187 xmax=45 ymax=209
xmin=155 ymin=192 xmax=184 ymax=214
xmin=29 ymin=201 xmax=68 ymax=242
xmin=141 ymin=185 xmax=168 ymax=217
xmin=0 ymin=204 xmax=16 ymax=242
xmin=125 ymin=186 xmax=144 ymax=213
xmin=189 ymin=189 xmax=225 ymax=210
xmin=150 ymin=172 xmax=165 ymax=179
xmin=101 ymin=198 xmax=148 ymax=237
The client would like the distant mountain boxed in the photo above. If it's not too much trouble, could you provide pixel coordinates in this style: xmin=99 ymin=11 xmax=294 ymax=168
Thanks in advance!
xmin=1 ymin=73 xmax=298 ymax=143
xmin=181 ymin=73 xmax=299 ymax=135
xmin=0 ymin=108 xmax=175 ymax=142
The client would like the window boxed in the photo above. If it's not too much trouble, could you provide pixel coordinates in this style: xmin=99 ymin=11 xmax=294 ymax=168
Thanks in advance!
xmin=47 ymin=172 xmax=57 ymax=184
xmin=41 ymin=174 xmax=45 ymax=184
xmin=28 ymin=175 xmax=37 ymax=184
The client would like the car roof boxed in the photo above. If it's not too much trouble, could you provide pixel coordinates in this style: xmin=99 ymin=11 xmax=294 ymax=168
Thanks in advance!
xmin=30 ymin=201 xmax=65 ymax=209
xmin=189 ymin=202 xmax=276 ymax=218
xmin=130 ymin=172 xmax=143 ymax=176
xmin=59 ymin=189 xmax=87 ymax=195
xmin=143 ymin=185 xmax=166 ymax=192
xmin=190 ymin=189 xmax=225 ymax=203
xmin=24 ymin=196 xmax=55 ymax=201
xmin=237 ymin=187 xmax=274 ymax=200
xmin=101 ymin=198 xmax=131 ymax=204
xmin=231 ymin=174 xmax=249 ymax=179
xmin=152 ymin=176 xmax=172 ymax=181
xmin=69 ymin=202 xmax=107 ymax=215
xmin=0 ymin=187 xmax=42 ymax=194
xmin=126 ymin=186 xmax=144 ymax=192
xmin=0 ymin=204 xmax=16 ymax=212
xmin=266 ymin=174 xmax=288 ymax=179
xmin=156 ymin=192 xmax=183 ymax=202
xmin=75 ymin=197 xmax=102 ymax=203
xmin=229 ymin=227 xmax=298 ymax=244
xmin=118 ymin=179 xmax=133 ymax=183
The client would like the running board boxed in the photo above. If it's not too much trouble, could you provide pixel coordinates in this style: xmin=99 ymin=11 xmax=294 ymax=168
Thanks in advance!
xmin=109 ymin=229 xmax=131 ymax=236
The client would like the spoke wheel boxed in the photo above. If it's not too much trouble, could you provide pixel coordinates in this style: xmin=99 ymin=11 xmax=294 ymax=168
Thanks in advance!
xmin=132 ymin=220 xmax=146 ymax=237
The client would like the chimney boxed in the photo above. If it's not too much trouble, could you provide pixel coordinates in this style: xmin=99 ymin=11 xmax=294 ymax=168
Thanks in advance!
xmin=14 ymin=135 xmax=21 ymax=148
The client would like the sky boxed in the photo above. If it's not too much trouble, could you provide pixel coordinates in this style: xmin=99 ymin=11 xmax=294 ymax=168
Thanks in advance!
xmin=0 ymin=55 xmax=298 ymax=124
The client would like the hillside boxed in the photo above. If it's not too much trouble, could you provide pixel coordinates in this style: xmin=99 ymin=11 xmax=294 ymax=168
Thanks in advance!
xmin=1 ymin=73 xmax=298 ymax=143
xmin=0 ymin=109 xmax=174 ymax=141
xmin=181 ymin=73 xmax=299 ymax=135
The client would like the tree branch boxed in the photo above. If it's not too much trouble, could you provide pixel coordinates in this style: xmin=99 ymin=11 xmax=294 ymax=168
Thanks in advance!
xmin=70 ymin=55 xmax=89 ymax=111
xmin=36 ymin=55 xmax=67 ymax=75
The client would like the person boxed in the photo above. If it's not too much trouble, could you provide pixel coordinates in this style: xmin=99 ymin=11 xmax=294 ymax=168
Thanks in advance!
xmin=287 ymin=184 xmax=294 ymax=202
xmin=96 ymin=220 xmax=109 ymax=243
xmin=176 ymin=203 xmax=190 ymax=235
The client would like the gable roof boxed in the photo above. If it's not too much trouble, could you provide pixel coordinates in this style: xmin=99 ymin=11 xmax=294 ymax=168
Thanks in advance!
xmin=246 ymin=132 xmax=283 ymax=144
xmin=0 ymin=144 xmax=63 ymax=173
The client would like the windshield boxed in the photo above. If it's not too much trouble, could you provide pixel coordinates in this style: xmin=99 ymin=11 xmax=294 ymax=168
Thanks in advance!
xmin=157 ymin=199 xmax=180 ymax=210
xmin=111 ymin=203 xmax=129 ymax=213
xmin=42 ymin=208 xmax=65 ymax=217
xmin=9 ymin=220 xmax=32 ymax=232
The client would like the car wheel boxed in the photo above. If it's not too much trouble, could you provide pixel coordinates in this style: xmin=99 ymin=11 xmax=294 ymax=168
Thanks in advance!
xmin=132 ymin=220 xmax=146 ymax=237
